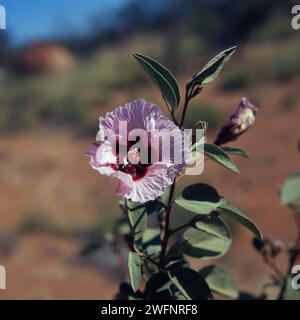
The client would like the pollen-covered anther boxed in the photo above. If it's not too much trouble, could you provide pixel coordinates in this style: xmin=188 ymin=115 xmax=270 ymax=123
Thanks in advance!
xmin=127 ymin=148 xmax=140 ymax=165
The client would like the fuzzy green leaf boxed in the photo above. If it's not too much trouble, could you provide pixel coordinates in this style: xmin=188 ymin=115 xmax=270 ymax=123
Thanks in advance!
xmin=199 ymin=265 xmax=238 ymax=299
xmin=222 ymin=146 xmax=250 ymax=159
xmin=168 ymin=267 xmax=212 ymax=300
xmin=127 ymin=200 xmax=148 ymax=241
xmin=115 ymin=282 xmax=143 ymax=300
xmin=204 ymin=143 xmax=239 ymax=173
xmin=128 ymin=251 xmax=142 ymax=292
xmin=190 ymin=46 xmax=236 ymax=85
xmin=183 ymin=218 xmax=232 ymax=259
xmin=175 ymin=183 xmax=225 ymax=215
xmin=132 ymin=53 xmax=180 ymax=109
xmin=138 ymin=228 xmax=161 ymax=256
xmin=145 ymin=272 xmax=173 ymax=300
xmin=220 ymin=203 xmax=262 ymax=240
xmin=280 ymin=171 xmax=300 ymax=206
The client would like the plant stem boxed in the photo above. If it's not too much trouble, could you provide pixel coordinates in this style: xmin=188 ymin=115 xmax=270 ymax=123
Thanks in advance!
xmin=159 ymin=181 xmax=176 ymax=267
xmin=163 ymin=96 xmax=179 ymax=126
xmin=169 ymin=216 xmax=206 ymax=236
xmin=179 ymin=84 xmax=192 ymax=129
xmin=263 ymin=256 xmax=285 ymax=281
xmin=141 ymin=253 xmax=160 ymax=266
xmin=260 ymin=239 xmax=285 ymax=281
xmin=158 ymin=82 xmax=197 ymax=267
xmin=169 ymin=221 xmax=193 ymax=237
xmin=156 ymin=198 xmax=168 ymax=210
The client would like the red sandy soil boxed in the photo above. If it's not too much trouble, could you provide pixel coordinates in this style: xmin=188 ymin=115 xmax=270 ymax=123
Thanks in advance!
xmin=0 ymin=77 xmax=300 ymax=299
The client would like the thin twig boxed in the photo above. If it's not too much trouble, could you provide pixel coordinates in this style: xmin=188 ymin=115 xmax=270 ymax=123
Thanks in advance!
xmin=169 ymin=221 xmax=194 ymax=236
xmin=162 ymin=96 xmax=179 ymax=126
xmin=156 ymin=198 xmax=168 ymax=210
xmin=159 ymin=181 xmax=176 ymax=267
xmin=263 ymin=256 xmax=285 ymax=281
xmin=140 ymin=253 xmax=160 ymax=266
xmin=158 ymin=83 xmax=198 ymax=266
xmin=169 ymin=216 xmax=206 ymax=236
xmin=179 ymin=84 xmax=192 ymax=129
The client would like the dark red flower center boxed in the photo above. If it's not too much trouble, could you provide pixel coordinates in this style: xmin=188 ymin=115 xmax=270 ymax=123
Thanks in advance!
xmin=114 ymin=139 xmax=152 ymax=181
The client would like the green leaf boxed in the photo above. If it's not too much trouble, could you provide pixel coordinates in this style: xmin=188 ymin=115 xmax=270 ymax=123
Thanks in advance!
xmin=160 ymin=186 xmax=171 ymax=206
xmin=183 ymin=218 xmax=232 ymax=259
xmin=132 ymin=53 xmax=180 ymax=109
xmin=280 ymin=171 xmax=300 ymax=206
xmin=128 ymin=251 xmax=142 ymax=292
xmin=220 ymin=203 xmax=262 ymax=240
xmin=222 ymin=146 xmax=250 ymax=159
xmin=204 ymin=143 xmax=239 ymax=173
xmin=167 ymin=238 xmax=189 ymax=259
xmin=127 ymin=200 xmax=148 ymax=241
xmin=199 ymin=265 xmax=238 ymax=299
xmin=190 ymin=46 xmax=236 ymax=85
xmin=138 ymin=228 xmax=161 ymax=256
xmin=166 ymin=258 xmax=190 ymax=271
xmin=145 ymin=272 xmax=173 ymax=300
xmin=115 ymin=282 xmax=143 ymax=300
xmin=168 ymin=267 xmax=212 ymax=300
xmin=175 ymin=183 xmax=225 ymax=215
xmin=145 ymin=200 xmax=166 ymax=215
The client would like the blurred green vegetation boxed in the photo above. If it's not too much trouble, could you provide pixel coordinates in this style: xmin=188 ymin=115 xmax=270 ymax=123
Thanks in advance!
xmin=0 ymin=0 xmax=299 ymax=135
xmin=0 ymin=35 xmax=171 ymax=135
xmin=221 ymin=39 xmax=300 ymax=91
xmin=184 ymin=101 xmax=225 ymax=131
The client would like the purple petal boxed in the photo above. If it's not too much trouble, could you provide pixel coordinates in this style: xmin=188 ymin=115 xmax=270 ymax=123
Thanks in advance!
xmin=127 ymin=163 xmax=173 ymax=203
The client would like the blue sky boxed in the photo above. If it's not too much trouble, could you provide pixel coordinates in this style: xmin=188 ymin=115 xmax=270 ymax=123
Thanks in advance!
xmin=0 ymin=0 xmax=127 ymax=45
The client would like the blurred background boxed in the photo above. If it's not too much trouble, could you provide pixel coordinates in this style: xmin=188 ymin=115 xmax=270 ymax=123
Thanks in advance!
xmin=0 ymin=0 xmax=300 ymax=299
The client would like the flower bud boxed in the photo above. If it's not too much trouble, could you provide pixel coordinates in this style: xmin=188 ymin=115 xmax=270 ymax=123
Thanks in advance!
xmin=214 ymin=97 xmax=258 ymax=146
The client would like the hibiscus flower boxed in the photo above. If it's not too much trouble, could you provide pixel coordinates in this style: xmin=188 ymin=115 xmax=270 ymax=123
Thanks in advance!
xmin=87 ymin=99 xmax=187 ymax=203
